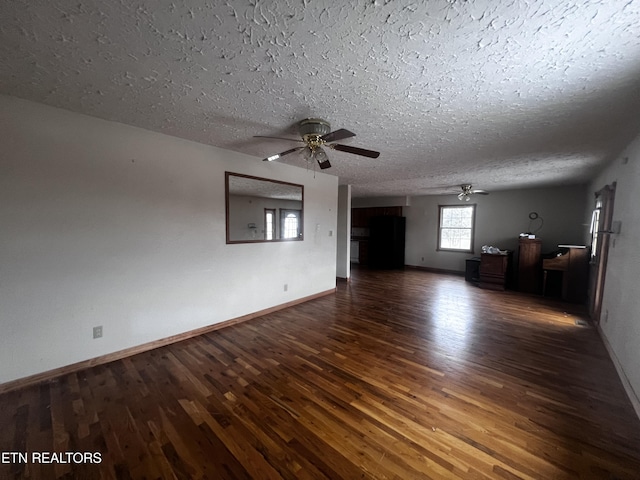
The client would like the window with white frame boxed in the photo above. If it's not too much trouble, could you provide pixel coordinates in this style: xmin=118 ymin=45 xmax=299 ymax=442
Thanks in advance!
xmin=438 ymin=205 xmax=476 ymax=252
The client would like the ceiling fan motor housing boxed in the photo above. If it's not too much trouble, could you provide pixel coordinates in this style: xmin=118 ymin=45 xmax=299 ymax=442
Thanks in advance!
xmin=299 ymin=118 xmax=331 ymax=138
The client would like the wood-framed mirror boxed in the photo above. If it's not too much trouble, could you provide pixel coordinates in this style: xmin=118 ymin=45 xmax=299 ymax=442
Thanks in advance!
xmin=225 ymin=172 xmax=304 ymax=244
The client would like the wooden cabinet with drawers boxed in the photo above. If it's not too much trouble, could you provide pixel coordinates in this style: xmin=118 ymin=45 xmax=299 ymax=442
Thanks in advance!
xmin=480 ymin=252 xmax=513 ymax=291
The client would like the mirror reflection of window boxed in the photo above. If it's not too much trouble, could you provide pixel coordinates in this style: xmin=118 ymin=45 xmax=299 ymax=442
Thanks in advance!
xmin=283 ymin=213 xmax=298 ymax=239
xmin=265 ymin=208 xmax=275 ymax=240
xmin=225 ymin=172 xmax=303 ymax=243
xmin=280 ymin=209 xmax=301 ymax=239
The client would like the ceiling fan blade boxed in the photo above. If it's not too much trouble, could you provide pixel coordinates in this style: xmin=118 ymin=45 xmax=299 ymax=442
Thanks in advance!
xmin=322 ymin=128 xmax=355 ymax=143
xmin=262 ymin=146 xmax=305 ymax=162
xmin=332 ymin=143 xmax=380 ymax=158
xmin=472 ymin=190 xmax=489 ymax=195
xmin=254 ymin=135 xmax=305 ymax=143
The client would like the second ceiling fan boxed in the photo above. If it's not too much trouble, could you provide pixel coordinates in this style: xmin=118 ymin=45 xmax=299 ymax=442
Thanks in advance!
xmin=457 ymin=184 xmax=489 ymax=201
xmin=256 ymin=118 xmax=380 ymax=170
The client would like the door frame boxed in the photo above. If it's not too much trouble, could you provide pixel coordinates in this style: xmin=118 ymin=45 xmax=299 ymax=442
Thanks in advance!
xmin=588 ymin=182 xmax=616 ymax=323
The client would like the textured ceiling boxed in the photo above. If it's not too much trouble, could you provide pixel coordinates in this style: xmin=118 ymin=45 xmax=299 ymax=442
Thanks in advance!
xmin=2 ymin=0 xmax=640 ymax=197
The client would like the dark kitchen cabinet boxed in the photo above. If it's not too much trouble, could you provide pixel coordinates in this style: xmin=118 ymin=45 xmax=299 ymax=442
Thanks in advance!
xmin=351 ymin=207 xmax=402 ymax=228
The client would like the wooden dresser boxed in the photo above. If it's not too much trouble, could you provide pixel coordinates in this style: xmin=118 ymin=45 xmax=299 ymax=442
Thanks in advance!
xmin=480 ymin=252 xmax=513 ymax=291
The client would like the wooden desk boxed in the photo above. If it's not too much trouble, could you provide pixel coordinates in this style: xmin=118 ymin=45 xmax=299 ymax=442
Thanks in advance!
xmin=542 ymin=245 xmax=588 ymax=303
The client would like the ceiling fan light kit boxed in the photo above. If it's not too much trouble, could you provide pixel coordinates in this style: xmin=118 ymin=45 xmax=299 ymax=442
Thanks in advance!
xmin=257 ymin=118 xmax=380 ymax=170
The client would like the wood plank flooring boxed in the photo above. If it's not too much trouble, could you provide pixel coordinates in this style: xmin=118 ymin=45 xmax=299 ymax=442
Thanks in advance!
xmin=1 ymin=267 xmax=640 ymax=479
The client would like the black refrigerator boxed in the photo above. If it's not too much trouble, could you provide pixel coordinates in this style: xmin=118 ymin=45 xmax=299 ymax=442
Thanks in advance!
xmin=368 ymin=216 xmax=406 ymax=269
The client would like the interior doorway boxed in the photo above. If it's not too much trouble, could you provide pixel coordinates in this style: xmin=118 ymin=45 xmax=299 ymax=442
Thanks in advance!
xmin=588 ymin=182 xmax=616 ymax=323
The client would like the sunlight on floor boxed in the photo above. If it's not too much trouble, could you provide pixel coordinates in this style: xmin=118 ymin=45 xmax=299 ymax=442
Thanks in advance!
xmin=430 ymin=279 xmax=475 ymax=358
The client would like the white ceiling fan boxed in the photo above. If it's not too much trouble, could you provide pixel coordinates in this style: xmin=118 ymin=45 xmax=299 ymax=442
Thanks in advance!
xmin=457 ymin=184 xmax=489 ymax=201
xmin=255 ymin=118 xmax=380 ymax=170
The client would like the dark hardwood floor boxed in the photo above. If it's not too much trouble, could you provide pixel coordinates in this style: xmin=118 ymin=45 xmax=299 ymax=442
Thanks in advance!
xmin=2 ymin=267 xmax=640 ymax=479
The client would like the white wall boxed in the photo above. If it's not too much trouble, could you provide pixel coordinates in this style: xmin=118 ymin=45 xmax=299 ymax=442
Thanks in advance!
xmin=587 ymin=138 xmax=640 ymax=416
xmin=403 ymin=185 xmax=587 ymax=272
xmin=0 ymin=95 xmax=338 ymax=384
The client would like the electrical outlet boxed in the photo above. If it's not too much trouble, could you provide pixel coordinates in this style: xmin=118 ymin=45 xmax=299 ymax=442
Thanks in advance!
xmin=284 ymin=284 xmax=288 ymax=292
xmin=93 ymin=326 xmax=103 ymax=339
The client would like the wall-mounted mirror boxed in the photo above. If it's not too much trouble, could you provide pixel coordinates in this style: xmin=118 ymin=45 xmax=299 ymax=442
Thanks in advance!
xmin=225 ymin=172 xmax=304 ymax=244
